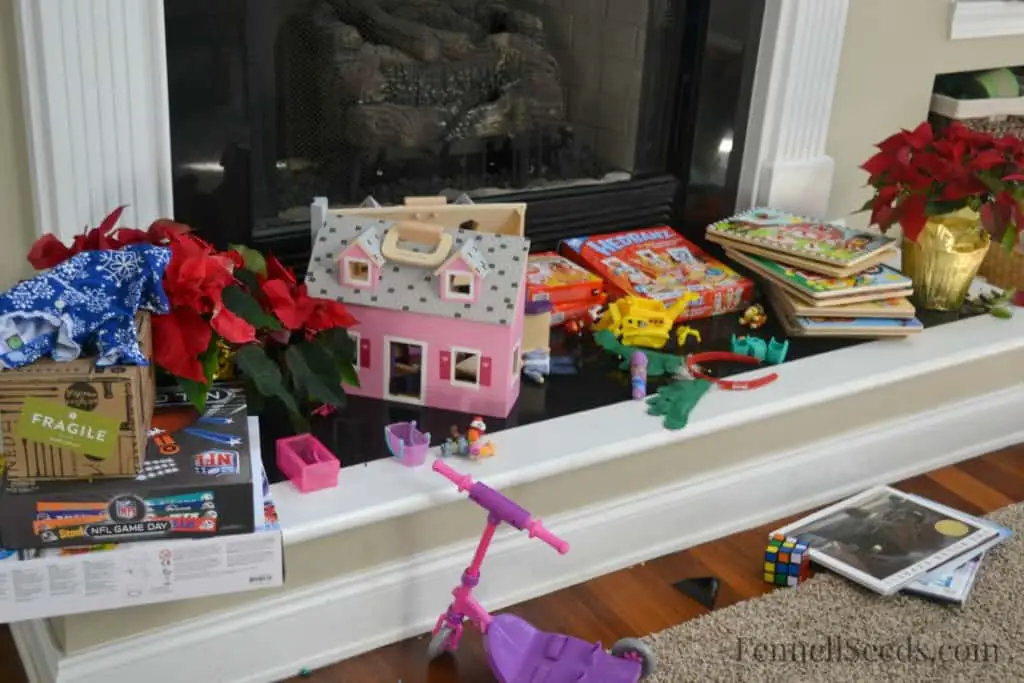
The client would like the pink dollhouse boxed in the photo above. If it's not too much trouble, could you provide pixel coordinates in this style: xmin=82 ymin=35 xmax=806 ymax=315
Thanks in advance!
xmin=305 ymin=201 xmax=531 ymax=418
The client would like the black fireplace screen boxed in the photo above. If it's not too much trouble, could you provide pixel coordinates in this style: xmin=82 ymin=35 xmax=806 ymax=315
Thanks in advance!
xmin=165 ymin=0 xmax=763 ymax=253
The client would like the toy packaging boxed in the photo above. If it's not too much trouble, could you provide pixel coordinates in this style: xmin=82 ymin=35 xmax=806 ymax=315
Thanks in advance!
xmin=560 ymin=227 xmax=754 ymax=321
xmin=0 ymin=385 xmax=257 ymax=550
xmin=0 ymin=313 xmax=155 ymax=481
xmin=0 ymin=420 xmax=283 ymax=623
xmin=525 ymin=252 xmax=605 ymax=307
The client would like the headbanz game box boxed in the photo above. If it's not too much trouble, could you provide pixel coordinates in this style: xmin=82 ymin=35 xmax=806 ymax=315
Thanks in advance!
xmin=0 ymin=384 xmax=257 ymax=550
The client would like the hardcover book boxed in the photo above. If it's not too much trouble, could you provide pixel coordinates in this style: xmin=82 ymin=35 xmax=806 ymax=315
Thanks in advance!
xmin=708 ymin=208 xmax=896 ymax=270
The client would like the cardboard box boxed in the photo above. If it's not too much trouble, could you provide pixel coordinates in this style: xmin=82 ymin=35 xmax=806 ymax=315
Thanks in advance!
xmin=560 ymin=227 xmax=755 ymax=321
xmin=0 ymin=313 xmax=155 ymax=481
xmin=526 ymin=252 xmax=605 ymax=306
xmin=0 ymin=418 xmax=283 ymax=623
xmin=0 ymin=385 xmax=257 ymax=550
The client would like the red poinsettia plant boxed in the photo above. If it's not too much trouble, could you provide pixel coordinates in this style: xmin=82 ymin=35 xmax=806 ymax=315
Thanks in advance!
xmin=861 ymin=121 xmax=1024 ymax=249
xmin=28 ymin=207 xmax=358 ymax=425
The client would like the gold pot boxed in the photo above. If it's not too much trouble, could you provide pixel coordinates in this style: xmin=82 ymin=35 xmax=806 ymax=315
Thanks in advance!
xmin=901 ymin=209 xmax=990 ymax=311
xmin=212 ymin=340 xmax=236 ymax=381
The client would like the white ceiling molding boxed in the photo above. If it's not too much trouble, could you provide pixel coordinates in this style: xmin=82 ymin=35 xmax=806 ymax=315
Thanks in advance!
xmin=950 ymin=0 xmax=1024 ymax=40
xmin=12 ymin=0 xmax=174 ymax=242
xmin=737 ymin=0 xmax=850 ymax=220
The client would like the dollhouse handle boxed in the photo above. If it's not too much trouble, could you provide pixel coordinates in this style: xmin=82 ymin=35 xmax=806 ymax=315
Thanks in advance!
xmin=380 ymin=221 xmax=454 ymax=268
xmin=403 ymin=196 xmax=448 ymax=207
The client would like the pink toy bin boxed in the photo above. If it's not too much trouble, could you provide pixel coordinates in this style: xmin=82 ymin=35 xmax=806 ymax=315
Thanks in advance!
xmin=276 ymin=434 xmax=339 ymax=493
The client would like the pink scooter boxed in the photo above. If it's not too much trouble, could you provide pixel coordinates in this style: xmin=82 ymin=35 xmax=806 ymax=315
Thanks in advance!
xmin=427 ymin=460 xmax=657 ymax=682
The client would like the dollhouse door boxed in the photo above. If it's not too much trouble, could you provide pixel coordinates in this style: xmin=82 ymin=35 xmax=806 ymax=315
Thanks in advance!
xmin=384 ymin=337 xmax=427 ymax=405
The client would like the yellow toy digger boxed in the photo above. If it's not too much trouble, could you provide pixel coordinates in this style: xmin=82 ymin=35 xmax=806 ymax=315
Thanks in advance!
xmin=593 ymin=293 xmax=699 ymax=349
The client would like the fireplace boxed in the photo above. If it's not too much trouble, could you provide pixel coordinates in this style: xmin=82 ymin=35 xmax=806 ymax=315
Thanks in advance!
xmin=164 ymin=0 xmax=766 ymax=263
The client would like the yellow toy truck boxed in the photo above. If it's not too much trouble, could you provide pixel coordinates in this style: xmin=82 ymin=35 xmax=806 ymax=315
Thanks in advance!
xmin=593 ymin=293 xmax=699 ymax=349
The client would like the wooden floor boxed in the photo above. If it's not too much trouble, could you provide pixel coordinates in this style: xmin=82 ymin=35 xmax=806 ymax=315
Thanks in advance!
xmin=3 ymin=445 xmax=1022 ymax=683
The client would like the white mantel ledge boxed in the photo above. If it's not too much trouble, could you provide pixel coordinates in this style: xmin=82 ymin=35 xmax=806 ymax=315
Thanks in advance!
xmin=950 ymin=0 xmax=1024 ymax=40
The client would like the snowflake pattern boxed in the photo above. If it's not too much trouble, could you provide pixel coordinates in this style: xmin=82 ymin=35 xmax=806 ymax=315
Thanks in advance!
xmin=0 ymin=244 xmax=172 ymax=369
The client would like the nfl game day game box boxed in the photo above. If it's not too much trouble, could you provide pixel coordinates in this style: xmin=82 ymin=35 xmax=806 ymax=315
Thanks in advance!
xmin=0 ymin=384 xmax=257 ymax=550
xmin=559 ymin=227 xmax=755 ymax=321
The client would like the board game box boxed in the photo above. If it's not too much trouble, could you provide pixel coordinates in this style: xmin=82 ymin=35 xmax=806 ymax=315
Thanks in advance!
xmin=0 ymin=384 xmax=257 ymax=550
xmin=526 ymin=252 xmax=605 ymax=306
xmin=559 ymin=227 xmax=754 ymax=321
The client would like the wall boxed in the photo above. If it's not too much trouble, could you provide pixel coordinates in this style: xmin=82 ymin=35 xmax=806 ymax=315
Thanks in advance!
xmin=0 ymin=1 xmax=37 ymax=289
xmin=541 ymin=0 xmax=647 ymax=172
xmin=827 ymin=0 xmax=1024 ymax=230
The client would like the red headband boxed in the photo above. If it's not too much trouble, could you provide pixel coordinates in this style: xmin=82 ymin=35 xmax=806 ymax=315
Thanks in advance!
xmin=686 ymin=351 xmax=778 ymax=391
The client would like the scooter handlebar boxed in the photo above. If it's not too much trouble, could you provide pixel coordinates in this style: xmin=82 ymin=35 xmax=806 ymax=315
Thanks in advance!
xmin=525 ymin=518 xmax=570 ymax=555
xmin=432 ymin=459 xmax=473 ymax=492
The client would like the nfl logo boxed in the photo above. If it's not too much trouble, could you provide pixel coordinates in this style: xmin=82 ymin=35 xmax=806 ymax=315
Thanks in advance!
xmin=194 ymin=450 xmax=240 ymax=475
xmin=116 ymin=499 xmax=137 ymax=519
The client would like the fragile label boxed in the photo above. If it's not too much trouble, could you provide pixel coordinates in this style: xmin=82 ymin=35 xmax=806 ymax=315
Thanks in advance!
xmin=16 ymin=397 xmax=120 ymax=460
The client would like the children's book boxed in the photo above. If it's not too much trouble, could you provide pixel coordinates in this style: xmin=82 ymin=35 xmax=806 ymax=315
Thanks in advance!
xmin=772 ymin=486 xmax=1003 ymax=596
xmin=769 ymin=284 xmax=916 ymax=319
xmin=727 ymin=249 xmax=912 ymax=302
xmin=769 ymin=288 xmax=923 ymax=337
xmin=707 ymin=208 xmax=896 ymax=270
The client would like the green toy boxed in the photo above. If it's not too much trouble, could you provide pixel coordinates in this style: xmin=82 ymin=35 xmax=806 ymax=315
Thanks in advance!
xmin=646 ymin=379 xmax=713 ymax=430
xmin=594 ymin=329 xmax=683 ymax=377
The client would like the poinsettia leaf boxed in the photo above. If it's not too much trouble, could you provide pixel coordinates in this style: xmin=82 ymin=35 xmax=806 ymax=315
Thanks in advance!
xmin=1001 ymin=224 xmax=1018 ymax=252
xmin=243 ymin=377 xmax=266 ymax=415
xmin=316 ymin=327 xmax=357 ymax=362
xmin=235 ymin=268 xmax=262 ymax=295
xmin=322 ymin=339 xmax=360 ymax=388
xmin=229 ymin=244 xmax=268 ymax=277
xmin=285 ymin=341 xmax=347 ymax=408
xmin=199 ymin=336 xmax=222 ymax=383
xmin=179 ymin=378 xmax=211 ymax=413
xmin=924 ymin=199 xmax=965 ymax=216
xmin=856 ymin=196 xmax=876 ymax=213
xmin=222 ymin=285 xmax=282 ymax=330
xmin=991 ymin=306 xmax=1013 ymax=319
xmin=234 ymin=344 xmax=299 ymax=414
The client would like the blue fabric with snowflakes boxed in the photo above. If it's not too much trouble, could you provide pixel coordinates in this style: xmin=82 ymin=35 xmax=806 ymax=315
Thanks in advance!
xmin=0 ymin=244 xmax=171 ymax=369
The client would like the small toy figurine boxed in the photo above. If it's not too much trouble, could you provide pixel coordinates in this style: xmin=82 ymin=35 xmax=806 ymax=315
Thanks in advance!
xmin=739 ymin=304 xmax=767 ymax=329
xmin=764 ymin=533 xmax=810 ymax=587
xmin=630 ymin=351 xmax=648 ymax=400
xmin=440 ymin=425 xmax=471 ymax=458
xmin=522 ymin=348 xmax=551 ymax=384
xmin=466 ymin=416 xmax=495 ymax=459
xmin=765 ymin=337 xmax=790 ymax=365
xmin=675 ymin=325 xmax=702 ymax=347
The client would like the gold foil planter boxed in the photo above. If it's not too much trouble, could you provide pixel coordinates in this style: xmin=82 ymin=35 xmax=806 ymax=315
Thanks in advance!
xmin=901 ymin=210 xmax=990 ymax=311
xmin=212 ymin=340 xmax=236 ymax=380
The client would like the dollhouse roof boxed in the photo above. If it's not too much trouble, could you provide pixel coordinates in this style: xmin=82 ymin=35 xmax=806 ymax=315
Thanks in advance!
xmin=433 ymin=237 xmax=491 ymax=278
xmin=305 ymin=215 xmax=531 ymax=326
xmin=347 ymin=229 xmax=386 ymax=267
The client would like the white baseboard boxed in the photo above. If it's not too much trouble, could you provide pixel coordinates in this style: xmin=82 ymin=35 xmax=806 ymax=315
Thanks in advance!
xmin=14 ymin=386 xmax=1024 ymax=683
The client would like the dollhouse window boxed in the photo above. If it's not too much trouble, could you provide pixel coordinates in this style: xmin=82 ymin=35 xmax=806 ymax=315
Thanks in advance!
xmin=445 ymin=271 xmax=475 ymax=299
xmin=347 ymin=331 xmax=360 ymax=365
xmin=451 ymin=348 xmax=482 ymax=386
xmin=344 ymin=257 xmax=371 ymax=285
xmin=511 ymin=343 xmax=521 ymax=377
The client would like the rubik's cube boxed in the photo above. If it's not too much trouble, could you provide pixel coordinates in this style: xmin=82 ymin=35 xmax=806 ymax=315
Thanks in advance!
xmin=764 ymin=533 xmax=810 ymax=587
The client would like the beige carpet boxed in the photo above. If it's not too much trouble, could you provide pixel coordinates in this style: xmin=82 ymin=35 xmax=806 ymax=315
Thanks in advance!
xmin=644 ymin=502 xmax=1022 ymax=682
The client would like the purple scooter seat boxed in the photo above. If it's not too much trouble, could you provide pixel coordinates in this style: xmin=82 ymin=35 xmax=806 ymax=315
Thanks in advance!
xmin=485 ymin=614 xmax=643 ymax=683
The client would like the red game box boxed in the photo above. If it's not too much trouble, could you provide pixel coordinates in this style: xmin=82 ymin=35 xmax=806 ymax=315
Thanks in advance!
xmin=559 ymin=227 xmax=755 ymax=321
xmin=525 ymin=252 xmax=605 ymax=306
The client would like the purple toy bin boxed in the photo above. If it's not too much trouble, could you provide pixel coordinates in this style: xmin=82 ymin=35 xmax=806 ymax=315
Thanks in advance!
xmin=385 ymin=421 xmax=432 ymax=467
xmin=276 ymin=434 xmax=339 ymax=493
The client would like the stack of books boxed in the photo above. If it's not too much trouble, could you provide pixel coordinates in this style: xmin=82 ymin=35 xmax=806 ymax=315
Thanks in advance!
xmin=706 ymin=208 xmax=923 ymax=338
xmin=773 ymin=486 xmax=1013 ymax=604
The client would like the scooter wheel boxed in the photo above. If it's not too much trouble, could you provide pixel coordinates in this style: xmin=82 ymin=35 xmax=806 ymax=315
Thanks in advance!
xmin=427 ymin=625 xmax=454 ymax=661
xmin=610 ymin=637 xmax=657 ymax=678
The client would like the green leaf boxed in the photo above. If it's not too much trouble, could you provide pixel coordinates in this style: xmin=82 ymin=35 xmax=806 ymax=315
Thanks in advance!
xmin=179 ymin=378 xmax=211 ymax=413
xmin=229 ymin=244 xmax=267 ymax=277
xmin=991 ymin=306 xmax=1014 ymax=319
xmin=316 ymin=327 xmax=356 ymax=361
xmin=234 ymin=344 xmax=299 ymax=414
xmin=199 ymin=336 xmax=222 ymax=382
xmin=285 ymin=341 xmax=347 ymax=408
xmin=235 ymin=268 xmax=262 ymax=295
xmin=243 ymin=378 xmax=266 ymax=415
xmin=1001 ymin=225 xmax=1018 ymax=253
xmin=856 ymin=196 xmax=876 ymax=214
xmin=222 ymin=285 xmax=281 ymax=330
xmin=925 ymin=199 xmax=966 ymax=216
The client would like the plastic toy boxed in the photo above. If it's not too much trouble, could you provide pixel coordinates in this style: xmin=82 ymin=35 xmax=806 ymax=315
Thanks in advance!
xmin=765 ymin=337 xmax=789 ymax=364
xmin=739 ymin=303 xmax=767 ymax=329
xmin=593 ymin=294 xmax=698 ymax=349
xmin=427 ymin=460 xmax=657 ymax=681
xmin=675 ymin=325 xmax=702 ymax=346
xmin=306 ymin=197 xmax=531 ymax=419
xmin=730 ymin=334 xmax=766 ymax=361
xmin=439 ymin=425 xmax=471 ymax=458
xmin=385 ymin=421 xmax=432 ymax=467
xmin=764 ymin=533 xmax=810 ymax=586
xmin=646 ymin=380 xmax=713 ymax=430
xmin=630 ymin=351 xmax=648 ymax=400
xmin=686 ymin=351 xmax=779 ymax=390
xmin=466 ymin=416 xmax=495 ymax=459
xmin=276 ymin=434 xmax=340 ymax=493
xmin=594 ymin=329 xmax=683 ymax=377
